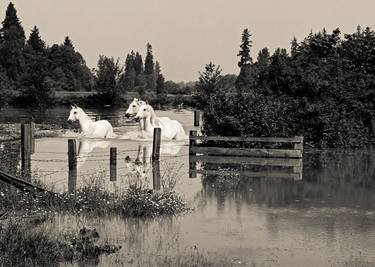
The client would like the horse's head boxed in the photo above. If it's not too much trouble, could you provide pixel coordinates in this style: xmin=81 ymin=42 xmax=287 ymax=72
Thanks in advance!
xmin=67 ymin=105 xmax=85 ymax=123
xmin=125 ymin=98 xmax=145 ymax=118
xmin=134 ymin=103 xmax=152 ymax=122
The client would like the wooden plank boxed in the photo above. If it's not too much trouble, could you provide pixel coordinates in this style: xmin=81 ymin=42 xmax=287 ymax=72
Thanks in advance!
xmin=189 ymin=169 xmax=301 ymax=180
xmin=190 ymin=135 xmax=303 ymax=143
xmin=189 ymin=155 xmax=302 ymax=167
xmin=190 ymin=146 xmax=303 ymax=158
xmin=0 ymin=171 xmax=49 ymax=193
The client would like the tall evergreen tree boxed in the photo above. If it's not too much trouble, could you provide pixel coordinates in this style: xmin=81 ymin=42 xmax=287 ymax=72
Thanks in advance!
xmin=27 ymin=26 xmax=45 ymax=51
xmin=119 ymin=51 xmax=136 ymax=91
xmin=0 ymin=2 xmax=25 ymax=81
xmin=236 ymin=29 xmax=256 ymax=92
xmin=144 ymin=43 xmax=154 ymax=74
xmin=144 ymin=43 xmax=155 ymax=89
xmin=154 ymin=61 xmax=161 ymax=77
xmin=63 ymin=36 xmax=74 ymax=49
xmin=290 ymin=37 xmax=298 ymax=56
xmin=134 ymin=52 xmax=144 ymax=76
xmin=237 ymin=28 xmax=252 ymax=67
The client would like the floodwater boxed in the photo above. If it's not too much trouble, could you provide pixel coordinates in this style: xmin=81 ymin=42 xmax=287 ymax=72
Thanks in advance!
xmin=2 ymin=107 xmax=375 ymax=266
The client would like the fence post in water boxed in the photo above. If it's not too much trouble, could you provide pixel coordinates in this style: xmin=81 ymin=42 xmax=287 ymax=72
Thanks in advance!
xmin=189 ymin=130 xmax=197 ymax=178
xmin=143 ymin=118 xmax=147 ymax=131
xmin=151 ymin=128 xmax=161 ymax=190
xmin=21 ymin=124 xmax=32 ymax=178
xmin=194 ymin=110 xmax=200 ymax=127
xmin=68 ymin=139 xmax=77 ymax=193
xmin=294 ymin=136 xmax=304 ymax=151
xmin=152 ymin=159 xmax=161 ymax=190
xmin=152 ymin=128 xmax=161 ymax=161
xmin=110 ymin=147 xmax=117 ymax=181
xmin=30 ymin=122 xmax=35 ymax=154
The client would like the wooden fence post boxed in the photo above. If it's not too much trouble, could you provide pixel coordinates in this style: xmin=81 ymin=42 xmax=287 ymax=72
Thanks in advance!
xmin=68 ymin=139 xmax=77 ymax=193
xmin=294 ymin=136 xmax=304 ymax=151
xmin=143 ymin=146 xmax=147 ymax=165
xmin=293 ymin=159 xmax=303 ymax=181
xmin=143 ymin=118 xmax=147 ymax=131
xmin=21 ymin=124 xmax=31 ymax=178
xmin=152 ymin=159 xmax=161 ymax=190
xmin=30 ymin=122 xmax=35 ymax=154
xmin=110 ymin=147 xmax=117 ymax=181
xmin=96 ymin=115 xmax=101 ymax=121
xmin=152 ymin=128 xmax=161 ymax=161
xmin=189 ymin=130 xmax=197 ymax=155
xmin=194 ymin=110 xmax=200 ymax=127
xmin=152 ymin=128 xmax=161 ymax=190
xmin=189 ymin=130 xmax=197 ymax=178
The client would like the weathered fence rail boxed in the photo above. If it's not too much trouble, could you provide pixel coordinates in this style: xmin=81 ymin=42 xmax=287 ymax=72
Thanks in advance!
xmin=189 ymin=131 xmax=304 ymax=180
xmin=189 ymin=131 xmax=303 ymax=159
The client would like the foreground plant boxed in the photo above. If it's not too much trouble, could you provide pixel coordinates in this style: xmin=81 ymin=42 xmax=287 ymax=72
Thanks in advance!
xmin=0 ymin=223 xmax=120 ymax=266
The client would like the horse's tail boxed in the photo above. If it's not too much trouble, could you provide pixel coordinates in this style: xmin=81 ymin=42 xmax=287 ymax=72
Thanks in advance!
xmin=174 ymin=121 xmax=188 ymax=140
xmin=106 ymin=122 xmax=117 ymax=138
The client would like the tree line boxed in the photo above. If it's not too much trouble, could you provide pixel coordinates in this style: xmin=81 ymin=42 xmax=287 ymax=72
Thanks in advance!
xmin=0 ymin=2 xmax=191 ymax=107
xmin=197 ymin=27 xmax=375 ymax=148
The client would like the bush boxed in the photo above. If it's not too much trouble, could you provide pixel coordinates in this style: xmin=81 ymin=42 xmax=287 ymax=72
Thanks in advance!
xmin=202 ymin=91 xmax=375 ymax=149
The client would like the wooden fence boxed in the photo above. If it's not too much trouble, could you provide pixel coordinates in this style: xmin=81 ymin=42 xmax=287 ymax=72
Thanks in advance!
xmin=189 ymin=131 xmax=303 ymax=158
xmin=6 ymin=118 xmax=304 ymax=193
xmin=189 ymin=131 xmax=304 ymax=180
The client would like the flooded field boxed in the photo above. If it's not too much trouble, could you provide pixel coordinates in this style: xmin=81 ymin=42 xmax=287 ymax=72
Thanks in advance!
xmin=1 ymin=107 xmax=375 ymax=266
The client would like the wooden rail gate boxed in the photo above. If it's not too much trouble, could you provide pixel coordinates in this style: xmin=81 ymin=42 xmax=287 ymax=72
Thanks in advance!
xmin=189 ymin=130 xmax=304 ymax=180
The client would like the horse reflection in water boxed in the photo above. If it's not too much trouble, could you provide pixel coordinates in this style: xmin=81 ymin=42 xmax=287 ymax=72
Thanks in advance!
xmin=77 ymin=139 xmax=112 ymax=169
xmin=123 ymin=141 xmax=184 ymax=189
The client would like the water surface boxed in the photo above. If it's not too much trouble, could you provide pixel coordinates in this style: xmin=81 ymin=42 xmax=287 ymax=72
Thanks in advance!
xmin=1 ymin=107 xmax=375 ymax=266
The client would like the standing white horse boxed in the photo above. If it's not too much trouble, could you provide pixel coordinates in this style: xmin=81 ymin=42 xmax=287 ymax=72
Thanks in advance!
xmin=134 ymin=103 xmax=187 ymax=140
xmin=67 ymin=105 xmax=116 ymax=138
xmin=125 ymin=98 xmax=171 ymax=130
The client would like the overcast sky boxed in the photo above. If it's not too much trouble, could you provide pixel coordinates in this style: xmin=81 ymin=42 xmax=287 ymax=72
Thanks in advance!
xmin=1 ymin=0 xmax=374 ymax=81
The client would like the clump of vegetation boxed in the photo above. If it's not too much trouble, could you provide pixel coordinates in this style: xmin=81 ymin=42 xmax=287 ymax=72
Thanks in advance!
xmin=197 ymin=26 xmax=375 ymax=149
xmin=0 ymin=182 xmax=190 ymax=218
xmin=0 ymin=223 xmax=120 ymax=266
xmin=121 ymin=186 xmax=189 ymax=217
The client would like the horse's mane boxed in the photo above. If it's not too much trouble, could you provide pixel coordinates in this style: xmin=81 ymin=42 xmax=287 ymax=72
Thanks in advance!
xmin=148 ymin=105 xmax=160 ymax=127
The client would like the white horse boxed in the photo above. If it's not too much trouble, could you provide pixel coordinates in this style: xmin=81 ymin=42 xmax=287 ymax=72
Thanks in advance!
xmin=67 ymin=105 xmax=116 ymax=138
xmin=125 ymin=98 xmax=171 ymax=130
xmin=134 ymin=103 xmax=187 ymax=140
